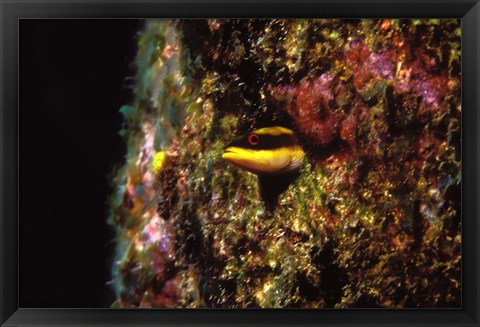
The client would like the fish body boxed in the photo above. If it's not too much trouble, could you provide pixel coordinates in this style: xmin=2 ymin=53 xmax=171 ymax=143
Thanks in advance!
xmin=222 ymin=126 xmax=304 ymax=175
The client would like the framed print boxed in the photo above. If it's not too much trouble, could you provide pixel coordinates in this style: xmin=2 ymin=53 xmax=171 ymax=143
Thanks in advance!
xmin=1 ymin=0 xmax=479 ymax=326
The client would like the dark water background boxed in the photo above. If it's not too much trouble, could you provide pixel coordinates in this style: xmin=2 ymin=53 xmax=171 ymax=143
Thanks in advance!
xmin=19 ymin=19 xmax=142 ymax=307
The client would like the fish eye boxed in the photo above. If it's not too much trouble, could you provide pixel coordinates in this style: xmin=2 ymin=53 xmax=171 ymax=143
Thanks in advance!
xmin=248 ymin=134 xmax=259 ymax=145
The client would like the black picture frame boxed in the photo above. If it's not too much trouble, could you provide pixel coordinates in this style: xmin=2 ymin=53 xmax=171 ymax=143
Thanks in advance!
xmin=1 ymin=0 xmax=479 ymax=326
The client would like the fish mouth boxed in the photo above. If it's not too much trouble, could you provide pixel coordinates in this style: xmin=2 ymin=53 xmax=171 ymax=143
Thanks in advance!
xmin=222 ymin=147 xmax=257 ymax=174
xmin=222 ymin=147 xmax=237 ymax=160
xmin=222 ymin=147 xmax=252 ymax=164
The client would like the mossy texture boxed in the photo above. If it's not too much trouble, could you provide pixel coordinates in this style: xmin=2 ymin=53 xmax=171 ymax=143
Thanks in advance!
xmin=109 ymin=19 xmax=461 ymax=308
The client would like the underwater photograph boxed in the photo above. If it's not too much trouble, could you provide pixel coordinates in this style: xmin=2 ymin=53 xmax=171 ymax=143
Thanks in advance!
xmin=20 ymin=18 xmax=461 ymax=309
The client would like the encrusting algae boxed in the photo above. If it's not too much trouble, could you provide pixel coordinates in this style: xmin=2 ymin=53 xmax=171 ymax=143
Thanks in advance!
xmin=109 ymin=19 xmax=461 ymax=308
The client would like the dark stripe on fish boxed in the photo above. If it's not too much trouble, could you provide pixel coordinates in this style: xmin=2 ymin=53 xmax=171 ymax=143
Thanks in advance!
xmin=227 ymin=133 xmax=299 ymax=150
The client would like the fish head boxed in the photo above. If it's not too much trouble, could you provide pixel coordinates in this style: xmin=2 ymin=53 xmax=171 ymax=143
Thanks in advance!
xmin=222 ymin=127 xmax=304 ymax=175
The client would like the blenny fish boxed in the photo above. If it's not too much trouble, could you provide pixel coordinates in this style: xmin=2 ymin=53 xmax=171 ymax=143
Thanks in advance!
xmin=222 ymin=126 xmax=305 ymax=175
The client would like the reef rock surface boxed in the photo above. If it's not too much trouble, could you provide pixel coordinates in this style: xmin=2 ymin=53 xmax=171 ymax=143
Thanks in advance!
xmin=109 ymin=19 xmax=461 ymax=308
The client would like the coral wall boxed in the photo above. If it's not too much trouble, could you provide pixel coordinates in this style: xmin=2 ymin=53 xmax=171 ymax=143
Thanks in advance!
xmin=109 ymin=19 xmax=461 ymax=308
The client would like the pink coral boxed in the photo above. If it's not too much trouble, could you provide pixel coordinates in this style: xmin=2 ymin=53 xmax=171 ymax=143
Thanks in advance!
xmin=271 ymin=72 xmax=344 ymax=146
xmin=344 ymin=41 xmax=396 ymax=92
xmin=340 ymin=106 xmax=359 ymax=150
xmin=344 ymin=40 xmax=457 ymax=120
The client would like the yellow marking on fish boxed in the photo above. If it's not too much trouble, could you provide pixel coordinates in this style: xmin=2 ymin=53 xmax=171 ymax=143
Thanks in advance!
xmin=222 ymin=146 xmax=304 ymax=175
xmin=254 ymin=126 xmax=294 ymax=136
